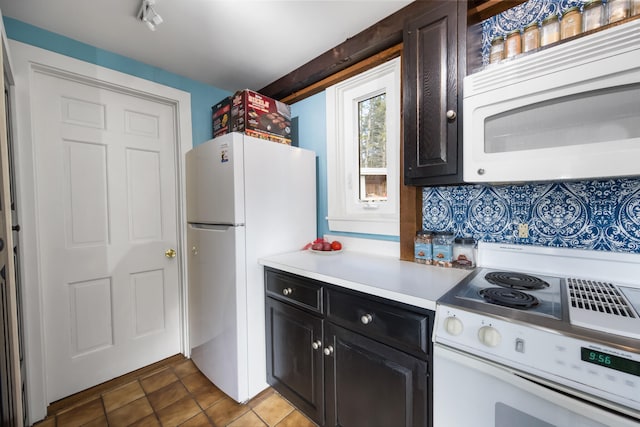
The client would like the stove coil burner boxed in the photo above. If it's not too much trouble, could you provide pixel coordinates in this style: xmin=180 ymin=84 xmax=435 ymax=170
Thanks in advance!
xmin=485 ymin=271 xmax=550 ymax=290
xmin=479 ymin=287 xmax=540 ymax=310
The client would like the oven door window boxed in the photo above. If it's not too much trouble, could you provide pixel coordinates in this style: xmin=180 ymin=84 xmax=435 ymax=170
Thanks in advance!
xmin=433 ymin=345 xmax=638 ymax=427
xmin=496 ymin=403 xmax=555 ymax=427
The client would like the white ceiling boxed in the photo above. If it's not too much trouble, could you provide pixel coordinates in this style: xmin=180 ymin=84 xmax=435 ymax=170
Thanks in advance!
xmin=0 ymin=0 xmax=412 ymax=92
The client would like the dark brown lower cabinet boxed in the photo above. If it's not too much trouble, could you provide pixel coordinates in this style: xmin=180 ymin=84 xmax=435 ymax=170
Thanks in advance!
xmin=266 ymin=298 xmax=325 ymax=425
xmin=265 ymin=268 xmax=432 ymax=427
xmin=324 ymin=323 xmax=428 ymax=427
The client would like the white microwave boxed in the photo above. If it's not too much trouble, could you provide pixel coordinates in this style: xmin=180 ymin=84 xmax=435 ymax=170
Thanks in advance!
xmin=463 ymin=19 xmax=640 ymax=183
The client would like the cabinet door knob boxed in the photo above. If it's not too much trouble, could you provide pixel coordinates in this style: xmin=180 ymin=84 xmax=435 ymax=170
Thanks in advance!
xmin=323 ymin=345 xmax=334 ymax=356
xmin=360 ymin=313 xmax=373 ymax=325
xmin=312 ymin=340 xmax=322 ymax=350
xmin=477 ymin=168 xmax=485 ymax=175
xmin=282 ymin=287 xmax=293 ymax=296
xmin=446 ymin=110 xmax=457 ymax=120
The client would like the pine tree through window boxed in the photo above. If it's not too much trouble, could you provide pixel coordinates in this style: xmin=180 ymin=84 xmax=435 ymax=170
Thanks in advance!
xmin=358 ymin=93 xmax=387 ymax=202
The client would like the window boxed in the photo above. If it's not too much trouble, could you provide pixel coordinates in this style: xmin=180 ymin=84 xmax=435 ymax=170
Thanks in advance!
xmin=326 ymin=57 xmax=400 ymax=236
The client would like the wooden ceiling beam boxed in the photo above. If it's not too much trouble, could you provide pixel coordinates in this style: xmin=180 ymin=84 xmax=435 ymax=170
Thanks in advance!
xmin=259 ymin=0 xmax=431 ymax=101
xmin=260 ymin=1 xmax=527 ymax=102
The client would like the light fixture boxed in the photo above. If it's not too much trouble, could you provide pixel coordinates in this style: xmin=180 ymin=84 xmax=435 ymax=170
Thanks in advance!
xmin=137 ymin=0 xmax=163 ymax=31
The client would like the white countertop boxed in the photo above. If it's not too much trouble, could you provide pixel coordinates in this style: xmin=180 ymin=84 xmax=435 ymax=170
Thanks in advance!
xmin=259 ymin=250 xmax=474 ymax=311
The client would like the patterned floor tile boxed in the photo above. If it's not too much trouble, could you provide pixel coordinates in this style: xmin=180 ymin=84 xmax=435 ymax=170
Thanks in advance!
xmin=102 ymin=380 xmax=146 ymax=413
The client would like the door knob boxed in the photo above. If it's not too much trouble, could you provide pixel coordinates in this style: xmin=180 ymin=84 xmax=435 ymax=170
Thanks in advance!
xmin=446 ymin=110 xmax=457 ymax=120
xmin=165 ymin=248 xmax=177 ymax=258
xmin=323 ymin=345 xmax=334 ymax=356
xmin=312 ymin=340 xmax=322 ymax=350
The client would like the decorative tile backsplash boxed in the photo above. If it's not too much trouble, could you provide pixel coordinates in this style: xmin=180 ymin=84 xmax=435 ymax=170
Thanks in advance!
xmin=481 ymin=0 xmax=584 ymax=65
xmin=421 ymin=179 xmax=640 ymax=253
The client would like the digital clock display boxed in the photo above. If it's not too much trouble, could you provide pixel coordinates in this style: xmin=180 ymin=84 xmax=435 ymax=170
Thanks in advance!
xmin=581 ymin=347 xmax=640 ymax=377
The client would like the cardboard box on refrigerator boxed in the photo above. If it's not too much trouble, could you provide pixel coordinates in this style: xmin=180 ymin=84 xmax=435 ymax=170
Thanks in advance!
xmin=211 ymin=96 xmax=232 ymax=138
xmin=230 ymin=89 xmax=292 ymax=145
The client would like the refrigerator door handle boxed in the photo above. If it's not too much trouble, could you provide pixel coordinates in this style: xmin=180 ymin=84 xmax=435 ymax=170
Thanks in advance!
xmin=189 ymin=223 xmax=244 ymax=230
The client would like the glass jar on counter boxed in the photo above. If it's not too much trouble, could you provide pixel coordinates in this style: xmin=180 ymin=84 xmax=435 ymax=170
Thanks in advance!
xmin=561 ymin=7 xmax=582 ymax=39
xmin=522 ymin=21 xmax=540 ymax=53
xmin=452 ymin=238 xmax=476 ymax=269
xmin=540 ymin=14 xmax=560 ymax=47
xmin=632 ymin=0 xmax=640 ymax=16
xmin=432 ymin=231 xmax=454 ymax=267
xmin=489 ymin=36 xmax=505 ymax=63
xmin=504 ymin=29 xmax=522 ymax=59
xmin=608 ymin=0 xmax=630 ymax=23
xmin=414 ymin=230 xmax=433 ymax=265
xmin=583 ymin=0 xmax=605 ymax=31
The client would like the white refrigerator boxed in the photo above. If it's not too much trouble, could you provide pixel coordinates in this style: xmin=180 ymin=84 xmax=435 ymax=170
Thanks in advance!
xmin=186 ymin=133 xmax=316 ymax=402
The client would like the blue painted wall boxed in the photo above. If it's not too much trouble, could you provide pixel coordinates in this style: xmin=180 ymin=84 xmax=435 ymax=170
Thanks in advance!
xmin=292 ymin=92 xmax=399 ymax=242
xmin=291 ymin=93 xmax=328 ymax=239
xmin=3 ymin=17 xmax=231 ymax=147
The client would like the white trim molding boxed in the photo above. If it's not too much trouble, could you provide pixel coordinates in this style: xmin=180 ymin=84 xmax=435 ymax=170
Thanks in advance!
xmin=325 ymin=57 xmax=400 ymax=237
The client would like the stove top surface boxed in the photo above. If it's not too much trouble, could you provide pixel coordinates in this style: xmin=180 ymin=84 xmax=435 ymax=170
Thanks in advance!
xmin=455 ymin=268 xmax=564 ymax=320
xmin=437 ymin=242 xmax=640 ymax=347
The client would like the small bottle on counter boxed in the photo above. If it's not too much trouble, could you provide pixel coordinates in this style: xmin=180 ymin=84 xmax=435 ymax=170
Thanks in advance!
xmin=414 ymin=230 xmax=433 ymax=265
xmin=452 ymin=237 xmax=476 ymax=269
xmin=489 ymin=36 xmax=505 ymax=63
xmin=522 ymin=21 xmax=540 ymax=53
xmin=540 ymin=14 xmax=560 ymax=47
xmin=504 ymin=29 xmax=522 ymax=59
xmin=608 ymin=0 xmax=630 ymax=23
xmin=432 ymin=231 xmax=454 ymax=267
xmin=583 ymin=0 xmax=605 ymax=32
xmin=561 ymin=7 xmax=582 ymax=39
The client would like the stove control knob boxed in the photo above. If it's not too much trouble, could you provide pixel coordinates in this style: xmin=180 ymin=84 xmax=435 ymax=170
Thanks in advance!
xmin=443 ymin=316 xmax=463 ymax=336
xmin=478 ymin=326 xmax=501 ymax=347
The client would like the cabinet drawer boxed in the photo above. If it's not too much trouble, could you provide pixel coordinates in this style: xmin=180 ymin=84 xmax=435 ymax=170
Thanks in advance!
xmin=326 ymin=288 xmax=430 ymax=357
xmin=265 ymin=269 xmax=323 ymax=313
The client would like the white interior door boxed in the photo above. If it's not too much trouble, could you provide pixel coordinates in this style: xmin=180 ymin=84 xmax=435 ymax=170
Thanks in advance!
xmin=31 ymin=69 xmax=181 ymax=401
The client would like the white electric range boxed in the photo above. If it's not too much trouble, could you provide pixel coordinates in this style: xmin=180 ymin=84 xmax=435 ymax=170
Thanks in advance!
xmin=433 ymin=242 xmax=640 ymax=427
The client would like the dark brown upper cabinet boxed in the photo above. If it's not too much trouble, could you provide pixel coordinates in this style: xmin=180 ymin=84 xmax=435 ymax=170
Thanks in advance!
xmin=403 ymin=1 xmax=466 ymax=187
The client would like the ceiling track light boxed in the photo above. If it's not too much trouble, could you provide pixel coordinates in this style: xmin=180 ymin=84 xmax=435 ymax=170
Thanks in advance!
xmin=137 ymin=0 xmax=163 ymax=31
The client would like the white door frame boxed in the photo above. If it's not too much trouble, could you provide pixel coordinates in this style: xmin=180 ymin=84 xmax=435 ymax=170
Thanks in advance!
xmin=9 ymin=40 xmax=193 ymax=422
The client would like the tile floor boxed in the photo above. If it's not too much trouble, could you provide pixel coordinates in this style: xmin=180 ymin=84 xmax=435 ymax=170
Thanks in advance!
xmin=34 ymin=358 xmax=318 ymax=427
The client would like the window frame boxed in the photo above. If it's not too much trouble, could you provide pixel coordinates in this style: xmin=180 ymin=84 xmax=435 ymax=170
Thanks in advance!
xmin=325 ymin=57 xmax=400 ymax=236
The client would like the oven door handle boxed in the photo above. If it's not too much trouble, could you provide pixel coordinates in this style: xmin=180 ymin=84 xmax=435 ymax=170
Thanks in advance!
xmin=434 ymin=344 xmax=640 ymax=425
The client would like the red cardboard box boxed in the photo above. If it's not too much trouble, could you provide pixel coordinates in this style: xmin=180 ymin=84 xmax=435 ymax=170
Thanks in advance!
xmin=230 ymin=89 xmax=292 ymax=145
xmin=211 ymin=96 xmax=231 ymax=138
